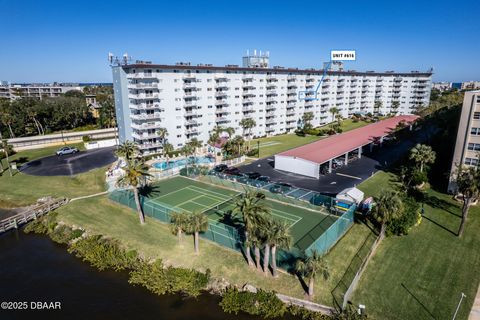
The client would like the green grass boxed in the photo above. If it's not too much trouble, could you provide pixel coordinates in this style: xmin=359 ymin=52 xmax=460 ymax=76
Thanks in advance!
xmin=251 ymin=119 xmax=369 ymax=158
xmin=56 ymin=194 xmax=373 ymax=305
xmin=354 ymin=171 xmax=480 ymax=320
xmin=0 ymin=143 xmax=105 ymax=208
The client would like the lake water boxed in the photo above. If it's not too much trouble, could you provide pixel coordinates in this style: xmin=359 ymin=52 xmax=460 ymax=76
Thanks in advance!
xmin=0 ymin=230 xmax=287 ymax=320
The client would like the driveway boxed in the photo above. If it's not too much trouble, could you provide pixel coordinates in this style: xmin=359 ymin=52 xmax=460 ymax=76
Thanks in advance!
xmin=20 ymin=147 xmax=117 ymax=177
xmin=239 ymin=126 xmax=435 ymax=195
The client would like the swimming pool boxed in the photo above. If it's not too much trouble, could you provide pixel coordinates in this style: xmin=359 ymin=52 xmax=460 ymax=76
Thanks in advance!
xmin=152 ymin=156 xmax=215 ymax=170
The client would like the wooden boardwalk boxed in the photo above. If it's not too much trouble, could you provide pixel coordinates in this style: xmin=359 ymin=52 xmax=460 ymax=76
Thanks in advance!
xmin=0 ymin=198 xmax=68 ymax=233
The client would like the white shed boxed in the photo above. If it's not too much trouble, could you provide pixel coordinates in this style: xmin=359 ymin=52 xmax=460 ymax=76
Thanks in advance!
xmin=274 ymin=155 xmax=320 ymax=178
xmin=336 ymin=187 xmax=364 ymax=205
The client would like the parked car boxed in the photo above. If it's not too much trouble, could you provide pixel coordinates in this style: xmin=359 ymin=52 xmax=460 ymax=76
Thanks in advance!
xmin=213 ymin=164 xmax=228 ymax=172
xmin=243 ymin=172 xmax=262 ymax=180
xmin=270 ymin=182 xmax=293 ymax=194
xmin=253 ymin=175 xmax=271 ymax=187
xmin=223 ymin=167 xmax=241 ymax=176
xmin=56 ymin=146 xmax=79 ymax=156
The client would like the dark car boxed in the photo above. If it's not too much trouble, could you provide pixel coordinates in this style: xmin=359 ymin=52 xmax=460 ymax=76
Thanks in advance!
xmin=243 ymin=172 xmax=261 ymax=180
xmin=213 ymin=164 xmax=228 ymax=172
xmin=270 ymin=182 xmax=294 ymax=194
xmin=253 ymin=175 xmax=271 ymax=187
xmin=223 ymin=167 xmax=241 ymax=175
xmin=56 ymin=146 xmax=79 ymax=156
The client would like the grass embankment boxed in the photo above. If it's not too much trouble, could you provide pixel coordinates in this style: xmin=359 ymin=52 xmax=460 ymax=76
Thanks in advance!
xmin=252 ymin=119 xmax=369 ymax=158
xmin=354 ymin=171 xmax=480 ymax=320
xmin=57 ymin=195 xmax=371 ymax=305
xmin=0 ymin=143 xmax=106 ymax=208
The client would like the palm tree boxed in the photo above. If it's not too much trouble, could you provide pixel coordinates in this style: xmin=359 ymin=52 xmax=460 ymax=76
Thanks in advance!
xmin=268 ymin=220 xmax=292 ymax=277
xmin=116 ymin=141 xmax=138 ymax=161
xmin=239 ymin=118 xmax=256 ymax=148
xmin=409 ymin=144 xmax=436 ymax=173
xmin=373 ymin=190 xmax=404 ymax=240
xmin=223 ymin=127 xmax=235 ymax=138
xmin=248 ymin=231 xmax=263 ymax=271
xmin=186 ymin=211 xmax=209 ymax=254
xmin=374 ymin=101 xmax=382 ymax=116
xmin=188 ymin=137 xmax=202 ymax=159
xmin=163 ymin=142 xmax=174 ymax=159
xmin=233 ymin=190 xmax=269 ymax=267
xmin=231 ymin=135 xmax=245 ymax=155
xmin=156 ymin=127 xmax=168 ymax=146
xmin=329 ymin=107 xmax=339 ymax=123
xmin=116 ymin=159 xmax=151 ymax=225
xmin=296 ymin=250 xmax=329 ymax=298
xmin=180 ymin=143 xmax=195 ymax=175
xmin=302 ymin=112 xmax=314 ymax=130
xmin=391 ymin=101 xmax=400 ymax=115
xmin=455 ymin=166 xmax=480 ymax=237
xmin=170 ymin=211 xmax=189 ymax=243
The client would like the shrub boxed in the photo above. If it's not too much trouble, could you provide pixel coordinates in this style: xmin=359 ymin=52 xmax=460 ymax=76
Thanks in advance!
xmin=287 ymin=305 xmax=330 ymax=320
xmin=246 ymin=148 xmax=259 ymax=157
xmin=82 ymin=135 xmax=92 ymax=142
xmin=304 ymin=128 xmax=320 ymax=136
xmin=49 ymin=224 xmax=84 ymax=244
xmin=316 ymin=129 xmax=328 ymax=136
xmin=0 ymin=143 xmax=15 ymax=159
xmin=23 ymin=211 xmax=59 ymax=235
xmin=220 ymin=287 xmax=287 ymax=319
xmin=129 ymin=260 xmax=210 ymax=298
xmin=68 ymin=235 xmax=139 ymax=271
xmin=295 ymin=129 xmax=306 ymax=137
xmin=411 ymin=170 xmax=428 ymax=186
xmin=387 ymin=197 xmax=421 ymax=236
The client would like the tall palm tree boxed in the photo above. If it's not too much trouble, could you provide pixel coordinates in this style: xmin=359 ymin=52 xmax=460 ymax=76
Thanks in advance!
xmin=329 ymin=107 xmax=339 ymax=123
xmin=163 ymin=142 xmax=174 ymax=159
xmin=409 ymin=144 xmax=436 ymax=173
xmin=0 ymin=139 xmax=12 ymax=176
xmin=233 ymin=190 xmax=269 ymax=267
xmin=188 ymin=137 xmax=202 ymax=160
xmin=302 ymin=112 xmax=314 ymax=130
xmin=296 ymin=250 xmax=329 ymax=298
xmin=373 ymin=190 xmax=404 ymax=240
xmin=116 ymin=141 xmax=138 ymax=161
xmin=231 ymin=135 xmax=245 ymax=155
xmin=391 ymin=101 xmax=400 ymax=115
xmin=170 ymin=211 xmax=189 ymax=243
xmin=180 ymin=143 xmax=195 ymax=175
xmin=186 ymin=211 xmax=209 ymax=254
xmin=373 ymin=101 xmax=382 ymax=116
xmin=268 ymin=220 xmax=292 ymax=278
xmin=239 ymin=118 xmax=256 ymax=148
xmin=116 ymin=159 xmax=151 ymax=225
xmin=455 ymin=166 xmax=480 ymax=237
xmin=156 ymin=127 xmax=168 ymax=145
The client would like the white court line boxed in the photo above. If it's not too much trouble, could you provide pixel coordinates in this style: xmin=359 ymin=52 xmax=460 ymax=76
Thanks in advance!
xmin=187 ymin=185 xmax=232 ymax=201
xmin=335 ymin=172 xmax=362 ymax=180
xmin=175 ymin=195 xmax=207 ymax=210
xmin=151 ymin=186 xmax=192 ymax=202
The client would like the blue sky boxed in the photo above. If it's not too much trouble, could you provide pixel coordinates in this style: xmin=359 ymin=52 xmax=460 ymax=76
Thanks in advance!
xmin=1 ymin=0 xmax=479 ymax=83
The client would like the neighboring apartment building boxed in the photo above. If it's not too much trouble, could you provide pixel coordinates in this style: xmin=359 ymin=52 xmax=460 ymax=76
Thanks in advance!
xmin=111 ymin=54 xmax=432 ymax=155
xmin=448 ymin=90 xmax=480 ymax=193
xmin=461 ymin=81 xmax=480 ymax=91
xmin=0 ymin=83 xmax=81 ymax=100
xmin=432 ymin=82 xmax=453 ymax=91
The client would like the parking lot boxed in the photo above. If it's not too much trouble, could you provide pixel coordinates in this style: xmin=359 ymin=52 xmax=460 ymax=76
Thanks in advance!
xmin=236 ymin=126 xmax=434 ymax=195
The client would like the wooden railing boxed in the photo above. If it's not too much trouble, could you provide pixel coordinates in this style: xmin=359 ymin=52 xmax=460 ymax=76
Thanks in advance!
xmin=0 ymin=198 xmax=69 ymax=233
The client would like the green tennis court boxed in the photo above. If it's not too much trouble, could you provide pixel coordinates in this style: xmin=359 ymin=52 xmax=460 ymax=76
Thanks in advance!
xmin=142 ymin=176 xmax=338 ymax=252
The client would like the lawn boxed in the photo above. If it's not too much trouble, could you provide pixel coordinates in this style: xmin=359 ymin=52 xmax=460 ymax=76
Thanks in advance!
xmin=0 ymin=143 xmax=106 ymax=208
xmin=56 ymin=194 xmax=372 ymax=306
xmin=354 ymin=171 xmax=480 ymax=320
xmin=251 ymin=119 xmax=369 ymax=158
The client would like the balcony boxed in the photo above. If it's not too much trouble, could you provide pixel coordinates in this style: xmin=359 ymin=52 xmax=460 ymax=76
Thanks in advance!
xmin=185 ymin=119 xmax=198 ymax=126
xmin=242 ymin=75 xmax=254 ymax=81
xmin=215 ymin=83 xmax=229 ymax=90
xmin=130 ymin=113 xmax=162 ymax=120
xmin=138 ymin=142 xmax=163 ymax=150
xmin=266 ymin=90 xmax=277 ymax=96
xmin=215 ymin=91 xmax=228 ymax=98
xmin=132 ymin=132 xmax=158 ymax=140
xmin=265 ymin=105 xmax=276 ymax=111
xmin=184 ymin=91 xmax=197 ymax=98
xmin=184 ymin=100 xmax=197 ymax=107
xmin=266 ymin=97 xmax=277 ymax=103
xmin=286 ymin=109 xmax=295 ymax=116
xmin=128 ymin=82 xmax=159 ymax=89
xmin=183 ymin=74 xmax=196 ymax=81
xmin=130 ymin=103 xmax=162 ymax=111
xmin=184 ymin=110 xmax=198 ymax=117
xmin=286 ymin=103 xmax=296 ymax=109
xmin=183 ymin=82 xmax=197 ymax=90
xmin=215 ymin=100 xmax=229 ymax=107
xmin=265 ymin=118 xmax=277 ymax=125
xmin=242 ymin=106 xmax=255 ymax=112
xmin=129 ymin=72 xmax=156 ymax=79
xmin=266 ymin=111 xmax=275 ymax=117
xmin=131 ymin=122 xmax=162 ymax=130
xmin=242 ymin=98 xmax=254 ymax=105
xmin=128 ymin=93 xmax=159 ymax=100
xmin=215 ymin=117 xmax=230 ymax=124
xmin=266 ymin=75 xmax=278 ymax=82
xmin=185 ymin=128 xmax=200 ymax=135
xmin=215 ymin=109 xmax=230 ymax=115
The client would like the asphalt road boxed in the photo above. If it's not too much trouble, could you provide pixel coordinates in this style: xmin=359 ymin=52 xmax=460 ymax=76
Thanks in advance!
xmin=20 ymin=147 xmax=117 ymax=177
xmin=239 ymin=126 xmax=435 ymax=195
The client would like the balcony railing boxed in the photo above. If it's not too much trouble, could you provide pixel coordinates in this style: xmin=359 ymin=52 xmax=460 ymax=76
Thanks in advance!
xmin=130 ymin=113 xmax=162 ymax=120
xmin=131 ymin=122 xmax=162 ymax=130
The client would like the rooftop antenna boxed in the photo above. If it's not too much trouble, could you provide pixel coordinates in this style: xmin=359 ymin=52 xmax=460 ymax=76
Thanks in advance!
xmin=123 ymin=53 xmax=129 ymax=65
xmin=108 ymin=52 xmax=113 ymax=64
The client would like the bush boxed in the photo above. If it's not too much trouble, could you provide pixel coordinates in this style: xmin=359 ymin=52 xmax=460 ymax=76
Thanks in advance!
xmin=49 ymin=224 xmax=84 ymax=244
xmin=220 ymin=287 xmax=287 ymax=319
xmin=304 ymin=128 xmax=320 ymax=136
xmin=82 ymin=135 xmax=92 ymax=142
xmin=0 ymin=142 xmax=15 ymax=160
xmin=287 ymin=305 xmax=330 ymax=320
xmin=411 ymin=170 xmax=428 ymax=186
xmin=180 ymin=165 xmax=210 ymax=177
xmin=246 ymin=148 xmax=259 ymax=157
xmin=23 ymin=211 xmax=59 ymax=235
xmin=129 ymin=260 xmax=210 ymax=298
xmin=387 ymin=197 xmax=421 ymax=236
xmin=295 ymin=129 xmax=306 ymax=137
xmin=68 ymin=235 xmax=139 ymax=271
xmin=316 ymin=129 xmax=328 ymax=136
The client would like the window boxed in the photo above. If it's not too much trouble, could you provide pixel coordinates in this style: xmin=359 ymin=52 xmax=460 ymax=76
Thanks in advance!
xmin=468 ymin=143 xmax=480 ymax=151
xmin=474 ymin=112 xmax=480 ymax=120
xmin=471 ymin=127 xmax=480 ymax=135
xmin=465 ymin=157 xmax=479 ymax=166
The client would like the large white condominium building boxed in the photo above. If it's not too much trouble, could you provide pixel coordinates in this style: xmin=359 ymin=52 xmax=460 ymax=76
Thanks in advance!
xmin=0 ymin=83 xmax=82 ymax=100
xmin=112 ymin=53 xmax=432 ymax=154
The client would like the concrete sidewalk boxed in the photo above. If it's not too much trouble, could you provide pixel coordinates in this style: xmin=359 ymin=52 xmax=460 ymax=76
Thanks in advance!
xmin=470 ymin=285 xmax=480 ymax=320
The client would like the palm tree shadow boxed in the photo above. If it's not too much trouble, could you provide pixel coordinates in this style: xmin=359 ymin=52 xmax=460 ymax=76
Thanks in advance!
xmin=423 ymin=194 xmax=461 ymax=218
xmin=401 ymin=283 xmax=436 ymax=319
xmin=296 ymin=272 xmax=309 ymax=294
xmin=422 ymin=214 xmax=458 ymax=236
xmin=139 ymin=184 xmax=162 ymax=198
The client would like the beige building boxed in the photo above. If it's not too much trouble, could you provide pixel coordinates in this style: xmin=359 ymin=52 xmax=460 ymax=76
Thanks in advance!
xmin=448 ymin=90 xmax=480 ymax=193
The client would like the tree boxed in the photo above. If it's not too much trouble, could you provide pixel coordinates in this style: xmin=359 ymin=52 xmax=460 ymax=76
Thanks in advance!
xmin=163 ymin=142 xmax=174 ymax=158
xmin=115 ymin=141 xmax=138 ymax=161
xmin=64 ymin=90 xmax=85 ymax=99
xmin=116 ymin=159 xmax=151 ymax=225
xmin=267 ymin=220 xmax=292 ymax=277
xmin=391 ymin=101 xmax=400 ymax=115
xmin=170 ymin=211 xmax=189 ymax=243
xmin=296 ymin=250 xmax=329 ymax=298
xmin=181 ymin=143 xmax=195 ymax=175
xmin=186 ymin=211 xmax=209 ymax=254
xmin=329 ymin=107 xmax=339 ymax=123
xmin=409 ymin=144 xmax=436 ymax=173
xmin=373 ymin=190 xmax=404 ymax=240
xmin=157 ymin=127 xmax=168 ymax=146
xmin=302 ymin=112 xmax=314 ymax=130
xmin=233 ymin=190 xmax=269 ymax=268
xmin=0 ymin=139 xmax=13 ymax=176
xmin=231 ymin=135 xmax=245 ymax=155
xmin=455 ymin=166 xmax=480 ymax=237
xmin=374 ymin=100 xmax=382 ymax=116
xmin=239 ymin=118 xmax=256 ymax=147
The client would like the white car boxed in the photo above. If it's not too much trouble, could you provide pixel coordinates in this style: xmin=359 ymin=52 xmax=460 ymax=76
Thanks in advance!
xmin=56 ymin=147 xmax=79 ymax=156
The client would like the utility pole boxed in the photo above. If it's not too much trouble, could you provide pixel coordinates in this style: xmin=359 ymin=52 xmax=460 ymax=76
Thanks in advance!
xmin=452 ymin=292 xmax=466 ymax=320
